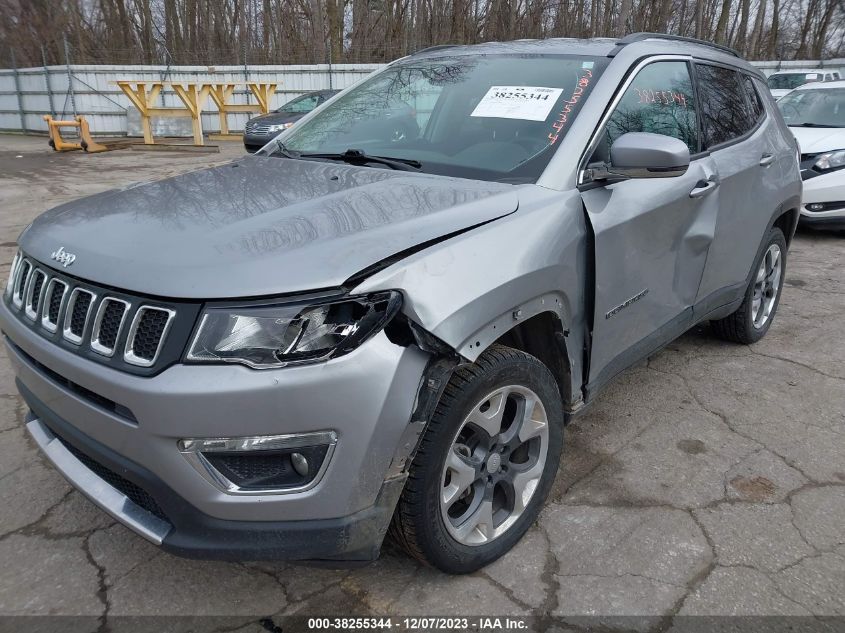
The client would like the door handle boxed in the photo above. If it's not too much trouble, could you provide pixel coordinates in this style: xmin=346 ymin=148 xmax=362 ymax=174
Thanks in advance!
xmin=689 ymin=178 xmax=719 ymax=198
xmin=759 ymin=153 xmax=775 ymax=167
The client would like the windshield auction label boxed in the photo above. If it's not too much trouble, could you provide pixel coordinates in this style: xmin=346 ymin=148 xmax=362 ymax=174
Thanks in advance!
xmin=470 ymin=86 xmax=564 ymax=121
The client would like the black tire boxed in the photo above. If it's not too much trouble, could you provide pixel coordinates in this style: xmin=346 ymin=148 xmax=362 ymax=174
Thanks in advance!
xmin=711 ymin=227 xmax=787 ymax=344
xmin=390 ymin=344 xmax=563 ymax=574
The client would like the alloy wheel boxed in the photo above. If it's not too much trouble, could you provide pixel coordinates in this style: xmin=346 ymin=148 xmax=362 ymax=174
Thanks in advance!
xmin=752 ymin=243 xmax=782 ymax=329
xmin=440 ymin=385 xmax=549 ymax=546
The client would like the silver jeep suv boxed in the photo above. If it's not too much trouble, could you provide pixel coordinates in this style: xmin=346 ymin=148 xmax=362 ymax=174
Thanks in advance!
xmin=0 ymin=33 xmax=800 ymax=573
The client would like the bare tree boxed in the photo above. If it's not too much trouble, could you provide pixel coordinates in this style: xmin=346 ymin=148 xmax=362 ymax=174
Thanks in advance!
xmin=0 ymin=0 xmax=842 ymax=68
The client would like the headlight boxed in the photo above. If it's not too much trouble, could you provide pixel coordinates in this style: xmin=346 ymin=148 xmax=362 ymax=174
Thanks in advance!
xmin=268 ymin=122 xmax=295 ymax=132
xmin=186 ymin=291 xmax=401 ymax=369
xmin=814 ymin=150 xmax=845 ymax=171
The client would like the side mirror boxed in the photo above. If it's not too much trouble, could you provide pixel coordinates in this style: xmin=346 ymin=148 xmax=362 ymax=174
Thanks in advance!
xmin=595 ymin=132 xmax=690 ymax=180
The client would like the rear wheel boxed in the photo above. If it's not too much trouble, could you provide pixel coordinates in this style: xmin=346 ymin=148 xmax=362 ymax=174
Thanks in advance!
xmin=390 ymin=345 xmax=563 ymax=574
xmin=712 ymin=227 xmax=787 ymax=344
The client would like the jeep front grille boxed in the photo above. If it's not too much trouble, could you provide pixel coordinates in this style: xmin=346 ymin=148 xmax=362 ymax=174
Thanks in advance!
xmin=5 ymin=252 xmax=187 ymax=374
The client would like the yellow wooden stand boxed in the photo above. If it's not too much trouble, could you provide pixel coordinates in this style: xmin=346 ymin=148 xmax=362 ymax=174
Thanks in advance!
xmin=115 ymin=81 xmax=277 ymax=146
xmin=43 ymin=115 xmax=109 ymax=153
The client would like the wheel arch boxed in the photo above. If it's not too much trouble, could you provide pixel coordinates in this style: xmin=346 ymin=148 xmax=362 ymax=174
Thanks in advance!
xmin=489 ymin=310 xmax=573 ymax=411
xmin=773 ymin=204 xmax=799 ymax=246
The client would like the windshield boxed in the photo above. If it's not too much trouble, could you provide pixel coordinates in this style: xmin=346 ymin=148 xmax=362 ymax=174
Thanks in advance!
xmin=261 ymin=54 xmax=607 ymax=183
xmin=777 ymin=88 xmax=845 ymax=127
xmin=276 ymin=93 xmax=323 ymax=114
xmin=767 ymin=73 xmax=820 ymax=90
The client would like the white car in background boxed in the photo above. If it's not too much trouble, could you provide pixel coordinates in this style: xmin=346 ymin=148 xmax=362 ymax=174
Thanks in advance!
xmin=768 ymin=69 xmax=840 ymax=99
xmin=778 ymin=80 xmax=845 ymax=230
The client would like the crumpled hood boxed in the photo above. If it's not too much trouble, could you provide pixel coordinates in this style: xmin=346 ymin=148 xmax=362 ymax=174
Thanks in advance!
xmin=19 ymin=156 xmax=519 ymax=299
xmin=790 ymin=126 xmax=845 ymax=154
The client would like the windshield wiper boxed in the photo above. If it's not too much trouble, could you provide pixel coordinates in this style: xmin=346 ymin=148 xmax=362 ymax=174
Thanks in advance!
xmin=271 ymin=139 xmax=300 ymax=158
xmin=299 ymin=149 xmax=422 ymax=171
xmin=789 ymin=122 xmax=845 ymax=128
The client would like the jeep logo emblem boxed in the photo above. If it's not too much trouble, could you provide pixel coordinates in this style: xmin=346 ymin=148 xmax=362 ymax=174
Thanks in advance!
xmin=51 ymin=246 xmax=77 ymax=268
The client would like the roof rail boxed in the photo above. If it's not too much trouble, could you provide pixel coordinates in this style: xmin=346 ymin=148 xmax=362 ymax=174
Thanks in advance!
xmin=412 ymin=44 xmax=459 ymax=56
xmin=609 ymin=32 xmax=741 ymax=58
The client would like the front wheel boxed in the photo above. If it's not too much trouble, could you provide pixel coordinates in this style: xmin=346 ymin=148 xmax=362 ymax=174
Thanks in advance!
xmin=711 ymin=227 xmax=787 ymax=344
xmin=390 ymin=345 xmax=563 ymax=574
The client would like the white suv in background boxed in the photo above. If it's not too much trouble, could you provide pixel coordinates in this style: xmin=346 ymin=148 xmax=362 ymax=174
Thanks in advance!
xmin=768 ymin=69 xmax=841 ymax=99
xmin=778 ymin=80 xmax=845 ymax=230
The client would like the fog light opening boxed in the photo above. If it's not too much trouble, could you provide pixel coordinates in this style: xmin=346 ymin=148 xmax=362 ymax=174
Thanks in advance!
xmin=178 ymin=431 xmax=336 ymax=495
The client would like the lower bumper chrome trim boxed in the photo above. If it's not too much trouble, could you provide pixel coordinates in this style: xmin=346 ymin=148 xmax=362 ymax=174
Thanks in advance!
xmin=177 ymin=431 xmax=338 ymax=496
xmin=25 ymin=417 xmax=171 ymax=545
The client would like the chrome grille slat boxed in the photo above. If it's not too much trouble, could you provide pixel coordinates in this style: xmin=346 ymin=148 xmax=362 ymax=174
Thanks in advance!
xmin=12 ymin=259 xmax=31 ymax=308
xmin=24 ymin=269 xmax=48 ymax=321
xmin=63 ymin=288 xmax=97 ymax=345
xmin=246 ymin=123 xmax=273 ymax=134
xmin=124 ymin=307 xmax=176 ymax=367
xmin=4 ymin=252 xmax=21 ymax=299
xmin=41 ymin=278 xmax=68 ymax=333
xmin=90 ymin=298 xmax=131 ymax=357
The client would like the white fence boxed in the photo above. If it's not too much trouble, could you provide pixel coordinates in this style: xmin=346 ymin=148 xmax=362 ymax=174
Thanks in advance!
xmin=750 ymin=59 xmax=845 ymax=76
xmin=0 ymin=59 xmax=842 ymax=136
xmin=0 ymin=63 xmax=382 ymax=135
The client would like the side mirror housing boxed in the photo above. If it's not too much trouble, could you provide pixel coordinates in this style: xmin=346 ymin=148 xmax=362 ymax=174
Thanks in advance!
xmin=595 ymin=132 xmax=691 ymax=180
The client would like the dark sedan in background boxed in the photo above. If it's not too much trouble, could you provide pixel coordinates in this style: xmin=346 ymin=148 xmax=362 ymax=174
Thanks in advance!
xmin=243 ymin=89 xmax=339 ymax=152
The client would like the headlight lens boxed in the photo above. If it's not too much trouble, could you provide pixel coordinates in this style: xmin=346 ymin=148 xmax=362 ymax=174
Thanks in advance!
xmin=186 ymin=291 xmax=401 ymax=369
xmin=814 ymin=149 xmax=845 ymax=171
xmin=268 ymin=122 xmax=295 ymax=132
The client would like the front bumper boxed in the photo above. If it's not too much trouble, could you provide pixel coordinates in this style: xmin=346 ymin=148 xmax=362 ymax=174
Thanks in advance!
xmin=24 ymin=404 xmax=404 ymax=562
xmin=243 ymin=133 xmax=273 ymax=152
xmin=799 ymin=168 xmax=845 ymax=228
xmin=1 ymin=296 xmax=430 ymax=561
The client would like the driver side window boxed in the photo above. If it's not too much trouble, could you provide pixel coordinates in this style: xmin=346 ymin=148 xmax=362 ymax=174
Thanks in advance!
xmin=598 ymin=61 xmax=699 ymax=160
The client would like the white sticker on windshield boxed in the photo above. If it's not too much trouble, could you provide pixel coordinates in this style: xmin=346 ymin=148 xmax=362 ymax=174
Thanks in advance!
xmin=470 ymin=86 xmax=564 ymax=121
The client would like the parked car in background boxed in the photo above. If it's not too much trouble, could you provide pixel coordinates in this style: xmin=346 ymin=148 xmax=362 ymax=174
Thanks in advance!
xmin=243 ymin=89 xmax=339 ymax=152
xmin=767 ymin=69 xmax=841 ymax=99
xmin=1 ymin=33 xmax=800 ymax=574
xmin=778 ymin=80 xmax=845 ymax=230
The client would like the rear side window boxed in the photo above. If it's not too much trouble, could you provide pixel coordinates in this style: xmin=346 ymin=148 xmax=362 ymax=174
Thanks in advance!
xmin=696 ymin=64 xmax=756 ymax=148
xmin=741 ymin=75 xmax=765 ymax=124
xmin=602 ymin=61 xmax=699 ymax=154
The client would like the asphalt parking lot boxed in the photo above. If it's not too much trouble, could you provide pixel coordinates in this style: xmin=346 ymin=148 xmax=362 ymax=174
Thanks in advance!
xmin=0 ymin=134 xmax=843 ymax=628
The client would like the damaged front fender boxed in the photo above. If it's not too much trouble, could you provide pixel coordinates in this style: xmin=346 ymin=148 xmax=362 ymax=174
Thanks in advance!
xmin=353 ymin=185 xmax=591 ymax=400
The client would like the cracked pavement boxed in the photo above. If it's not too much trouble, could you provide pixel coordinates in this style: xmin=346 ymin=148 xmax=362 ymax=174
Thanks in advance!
xmin=0 ymin=135 xmax=843 ymax=627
